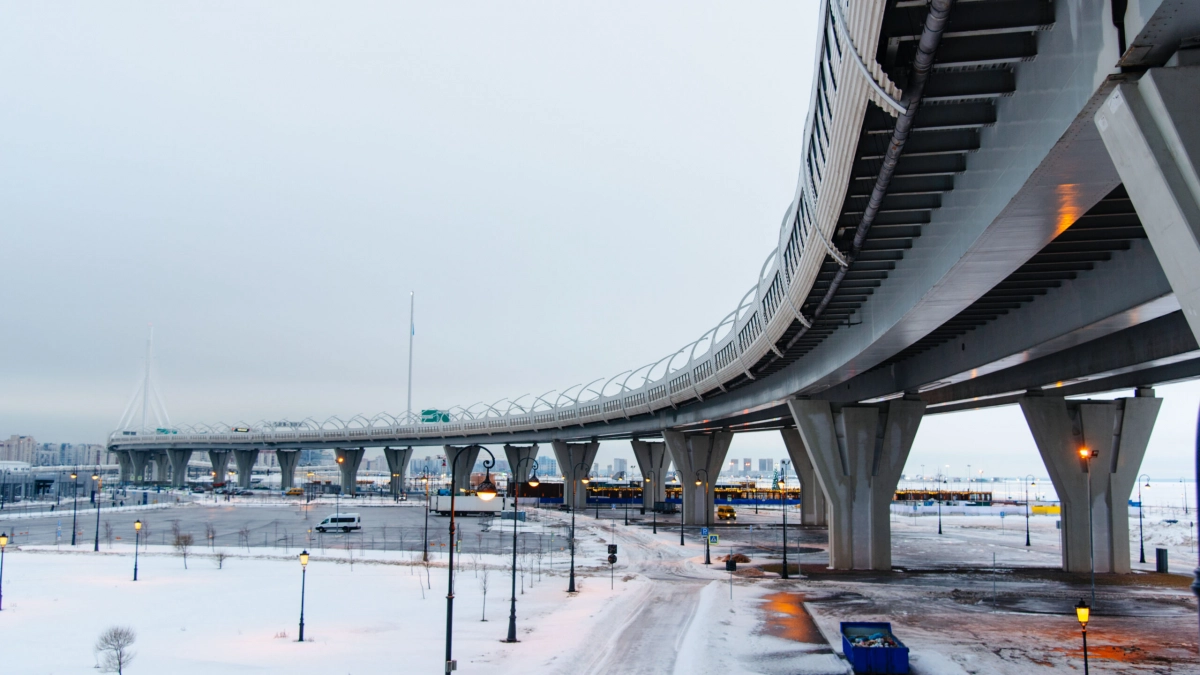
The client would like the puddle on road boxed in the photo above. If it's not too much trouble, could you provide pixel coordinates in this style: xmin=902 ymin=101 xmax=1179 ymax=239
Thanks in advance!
xmin=759 ymin=592 xmax=827 ymax=645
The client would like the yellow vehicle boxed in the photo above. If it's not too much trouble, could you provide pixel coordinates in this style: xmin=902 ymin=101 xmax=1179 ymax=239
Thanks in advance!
xmin=717 ymin=505 xmax=737 ymax=520
xmin=284 ymin=487 xmax=304 ymax=496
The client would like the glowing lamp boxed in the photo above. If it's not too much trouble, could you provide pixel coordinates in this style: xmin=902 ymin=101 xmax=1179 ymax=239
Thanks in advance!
xmin=581 ymin=476 xmax=590 ymax=485
xmin=134 ymin=520 xmax=142 ymax=531
xmin=1075 ymin=599 xmax=1089 ymax=627
xmin=299 ymin=550 xmax=310 ymax=568
xmin=476 ymin=473 xmax=498 ymax=501
xmin=1078 ymin=447 xmax=1089 ymax=459
xmin=528 ymin=473 xmax=541 ymax=488
xmin=0 ymin=532 xmax=7 ymax=548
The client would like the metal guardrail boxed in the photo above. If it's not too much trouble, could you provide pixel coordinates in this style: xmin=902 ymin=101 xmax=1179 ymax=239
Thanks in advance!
xmin=109 ymin=1 xmax=901 ymax=449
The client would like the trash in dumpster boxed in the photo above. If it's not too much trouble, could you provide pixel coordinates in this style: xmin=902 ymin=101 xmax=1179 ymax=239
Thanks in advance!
xmin=841 ymin=622 xmax=909 ymax=674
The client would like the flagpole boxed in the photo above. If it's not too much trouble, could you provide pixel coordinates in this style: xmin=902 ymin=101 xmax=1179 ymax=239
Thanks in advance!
xmin=407 ymin=291 xmax=414 ymax=422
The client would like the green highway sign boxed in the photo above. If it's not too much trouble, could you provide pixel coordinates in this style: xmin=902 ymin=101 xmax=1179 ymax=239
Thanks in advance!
xmin=420 ymin=409 xmax=450 ymax=423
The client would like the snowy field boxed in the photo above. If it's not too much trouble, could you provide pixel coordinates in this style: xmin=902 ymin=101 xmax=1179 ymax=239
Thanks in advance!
xmin=2 ymin=506 xmax=1197 ymax=674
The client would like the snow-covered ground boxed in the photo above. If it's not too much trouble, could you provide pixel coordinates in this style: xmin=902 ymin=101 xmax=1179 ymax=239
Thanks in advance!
xmin=2 ymin=506 xmax=1197 ymax=674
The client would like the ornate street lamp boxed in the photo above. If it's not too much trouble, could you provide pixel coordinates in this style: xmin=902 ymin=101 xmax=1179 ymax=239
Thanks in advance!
xmin=133 ymin=520 xmax=142 ymax=581
xmin=298 ymin=550 xmax=310 ymax=642
xmin=1075 ymin=599 xmax=1090 ymax=675
xmin=567 ymin=462 xmax=590 ymax=593
xmin=505 ymin=459 xmax=539 ymax=643
xmin=445 ymin=447 xmax=496 ymax=674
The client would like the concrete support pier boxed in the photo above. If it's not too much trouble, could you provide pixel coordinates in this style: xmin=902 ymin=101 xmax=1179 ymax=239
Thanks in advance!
xmin=443 ymin=445 xmax=482 ymax=495
xmin=166 ymin=449 xmax=193 ymax=488
xmin=382 ymin=446 xmax=414 ymax=497
xmin=1019 ymin=392 xmax=1161 ymax=573
xmin=233 ymin=449 xmax=258 ymax=489
xmin=1095 ymin=62 xmax=1200 ymax=342
xmin=551 ymin=440 xmax=600 ymax=510
xmin=151 ymin=451 xmax=170 ymax=482
xmin=787 ymin=399 xmax=925 ymax=571
xmin=276 ymin=450 xmax=300 ymax=492
xmin=334 ymin=447 xmax=365 ymax=496
xmin=115 ymin=450 xmax=133 ymax=484
xmin=503 ymin=444 xmax=539 ymax=484
xmin=780 ymin=429 xmax=828 ymax=526
xmin=630 ymin=439 xmax=670 ymax=512
xmin=662 ymin=430 xmax=733 ymax=526
xmin=208 ymin=450 xmax=231 ymax=486
xmin=131 ymin=450 xmax=151 ymax=485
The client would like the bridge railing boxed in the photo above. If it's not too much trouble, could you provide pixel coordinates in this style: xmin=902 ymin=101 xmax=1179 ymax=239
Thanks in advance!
xmin=109 ymin=0 xmax=904 ymax=449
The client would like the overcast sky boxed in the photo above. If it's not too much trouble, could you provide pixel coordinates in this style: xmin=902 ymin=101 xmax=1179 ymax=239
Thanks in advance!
xmin=2 ymin=2 xmax=1196 ymax=479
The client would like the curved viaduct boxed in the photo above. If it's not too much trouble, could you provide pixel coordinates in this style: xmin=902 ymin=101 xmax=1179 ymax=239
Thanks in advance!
xmin=108 ymin=0 xmax=1200 ymax=574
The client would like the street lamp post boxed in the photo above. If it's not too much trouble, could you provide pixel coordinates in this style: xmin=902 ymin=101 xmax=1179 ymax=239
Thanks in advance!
xmin=298 ymin=550 xmax=309 ymax=642
xmin=780 ymin=460 xmax=790 ymax=580
xmin=305 ymin=471 xmax=315 ymax=519
xmin=624 ymin=480 xmax=630 ymax=526
xmin=422 ymin=474 xmax=431 ymax=563
xmin=505 ymin=458 xmax=539 ymax=643
xmin=70 ymin=470 xmax=79 ymax=546
xmin=0 ymin=531 xmax=7 ymax=611
xmin=1080 ymin=446 xmax=1097 ymax=609
xmin=568 ymin=462 xmax=590 ymax=593
xmin=644 ymin=472 xmax=657 ymax=534
xmin=1138 ymin=474 xmax=1151 ymax=564
xmin=695 ymin=469 xmax=711 ymax=565
xmin=1076 ymin=599 xmax=1090 ymax=675
xmin=92 ymin=470 xmax=102 ymax=552
xmin=133 ymin=520 xmax=142 ymax=581
xmin=938 ymin=473 xmax=944 ymax=535
xmin=445 ymin=446 xmax=497 ymax=674
xmin=1024 ymin=474 xmax=1036 ymax=547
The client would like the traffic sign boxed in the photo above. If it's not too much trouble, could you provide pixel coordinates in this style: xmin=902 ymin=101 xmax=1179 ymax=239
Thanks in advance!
xmin=708 ymin=534 xmax=719 ymax=545
xmin=701 ymin=527 xmax=709 ymax=536
xmin=607 ymin=554 xmax=617 ymax=564
xmin=607 ymin=544 xmax=618 ymax=554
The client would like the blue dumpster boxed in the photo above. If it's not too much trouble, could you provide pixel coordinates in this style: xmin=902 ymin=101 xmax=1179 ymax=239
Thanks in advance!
xmin=840 ymin=622 xmax=909 ymax=674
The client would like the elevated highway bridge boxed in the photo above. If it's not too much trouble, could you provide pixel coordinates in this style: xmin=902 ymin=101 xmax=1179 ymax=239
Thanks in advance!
xmin=108 ymin=0 xmax=1200 ymax=574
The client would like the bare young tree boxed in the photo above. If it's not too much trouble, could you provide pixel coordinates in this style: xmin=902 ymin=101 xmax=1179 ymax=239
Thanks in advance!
xmin=213 ymin=550 xmax=227 ymax=570
xmin=205 ymin=522 xmax=216 ymax=551
xmin=94 ymin=625 xmax=136 ymax=674
xmin=421 ymin=553 xmax=433 ymax=589
xmin=479 ymin=568 xmax=491 ymax=621
xmin=103 ymin=521 xmax=114 ymax=549
xmin=136 ymin=521 xmax=150 ymax=551
xmin=238 ymin=526 xmax=250 ymax=552
xmin=173 ymin=532 xmax=195 ymax=569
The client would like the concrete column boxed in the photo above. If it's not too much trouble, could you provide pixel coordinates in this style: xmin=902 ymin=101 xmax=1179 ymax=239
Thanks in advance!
xmin=277 ymin=450 xmax=300 ymax=491
xmin=787 ymin=399 xmax=925 ymax=571
xmin=780 ymin=429 xmax=828 ymax=526
xmin=443 ymin=445 xmax=483 ymax=495
xmin=551 ymin=440 xmax=600 ymax=510
xmin=382 ymin=446 xmax=414 ymax=497
xmin=166 ymin=449 xmax=193 ymax=488
xmin=114 ymin=450 xmax=134 ymax=484
xmin=130 ymin=450 xmax=151 ymax=485
xmin=662 ymin=431 xmax=733 ymax=526
xmin=1095 ymin=63 xmax=1200 ymax=342
xmin=233 ymin=449 xmax=258 ymax=489
xmin=630 ymin=439 xmax=671 ymax=511
xmin=1019 ymin=392 xmax=1161 ymax=573
xmin=503 ymin=444 xmax=539 ymax=484
xmin=334 ymin=447 xmax=365 ymax=496
xmin=208 ymin=450 xmax=231 ymax=486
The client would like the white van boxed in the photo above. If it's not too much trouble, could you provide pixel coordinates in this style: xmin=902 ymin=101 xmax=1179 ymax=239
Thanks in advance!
xmin=315 ymin=513 xmax=361 ymax=533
